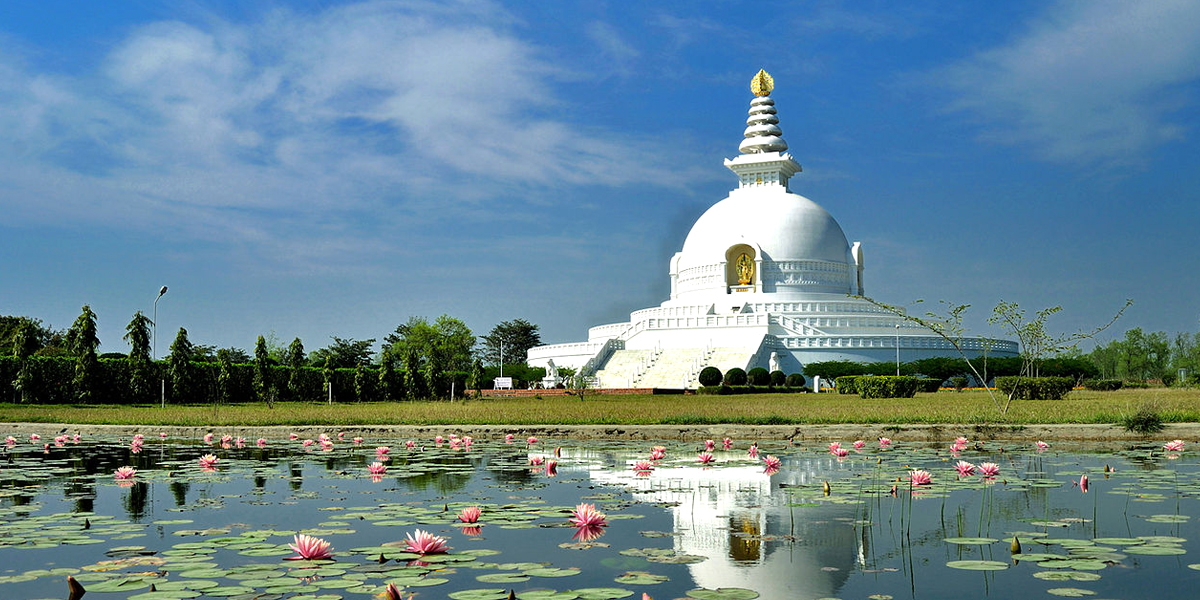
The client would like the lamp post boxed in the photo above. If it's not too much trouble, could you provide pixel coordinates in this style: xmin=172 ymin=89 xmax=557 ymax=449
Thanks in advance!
xmin=894 ymin=323 xmax=900 ymax=376
xmin=154 ymin=286 xmax=168 ymax=408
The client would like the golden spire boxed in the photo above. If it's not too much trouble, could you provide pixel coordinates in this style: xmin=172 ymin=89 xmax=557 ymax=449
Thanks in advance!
xmin=750 ymin=69 xmax=774 ymax=97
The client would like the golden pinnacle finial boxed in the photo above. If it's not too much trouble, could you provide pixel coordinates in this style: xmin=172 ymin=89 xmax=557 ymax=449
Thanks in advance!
xmin=751 ymin=69 xmax=774 ymax=97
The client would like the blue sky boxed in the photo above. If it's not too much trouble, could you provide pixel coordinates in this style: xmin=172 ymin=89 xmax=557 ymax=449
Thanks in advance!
xmin=2 ymin=0 xmax=1198 ymax=356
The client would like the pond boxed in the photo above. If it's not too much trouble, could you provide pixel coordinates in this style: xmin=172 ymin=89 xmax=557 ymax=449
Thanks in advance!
xmin=0 ymin=431 xmax=1198 ymax=600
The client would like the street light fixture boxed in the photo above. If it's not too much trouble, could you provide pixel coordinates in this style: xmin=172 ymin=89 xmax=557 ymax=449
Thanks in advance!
xmin=154 ymin=286 xmax=168 ymax=408
xmin=894 ymin=323 xmax=901 ymax=377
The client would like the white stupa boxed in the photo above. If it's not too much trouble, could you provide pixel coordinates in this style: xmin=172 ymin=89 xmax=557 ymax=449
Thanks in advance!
xmin=529 ymin=70 xmax=1016 ymax=388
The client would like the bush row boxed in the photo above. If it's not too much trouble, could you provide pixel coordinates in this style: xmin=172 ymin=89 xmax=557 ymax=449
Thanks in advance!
xmin=994 ymin=376 xmax=1074 ymax=400
xmin=0 ymin=355 xmax=472 ymax=404
xmin=696 ymin=384 xmax=810 ymax=395
xmin=698 ymin=366 xmax=806 ymax=389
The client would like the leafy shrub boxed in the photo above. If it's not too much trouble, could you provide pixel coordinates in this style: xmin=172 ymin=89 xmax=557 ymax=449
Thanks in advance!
xmin=723 ymin=367 xmax=747 ymax=386
xmin=856 ymin=376 xmax=919 ymax=399
xmin=785 ymin=373 xmax=805 ymax=387
xmin=747 ymin=367 xmax=771 ymax=386
xmin=916 ymin=378 xmax=942 ymax=393
xmin=1122 ymin=380 xmax=1150 ymax=389
xmin=1082 ymin=379 xmax=1124 ymax=391
xmin=697 ymin=384 xmax=733 ymax=395
xmin=951 ymin=376 xmax=969 ymax=391
xmin=698 ymin=366 xmax=723 ymax=387
xmin=995 ymin=376 xmax=1074 ymax=400
xmin=835 ymin=376 xmax=860 ymax=395
xmin=1120 ymin=403 xmax=1165 ymax=434
xmin=770 ymin=370 xmax=786 ymax=387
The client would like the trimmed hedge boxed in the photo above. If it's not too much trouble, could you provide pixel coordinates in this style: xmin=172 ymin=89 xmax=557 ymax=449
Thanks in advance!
xmin=698 ymin=366 xmax=723 ymax=387
xmin=770 ymin=370 xmax=786 ymax=386
xmin=723 ymin=367 xmax=748 ymax=386
xmin=916 ymin=378 xmax=943 ymax=393
xmin=835 ymin=376 xmax=860 ymax=395
xmin=747 ymin=367 xmax=771 ymax=386
xmin=785 ymin=373 xmax=805 ymax=387
xmin=697 ymin=385 xmax=808 ymax=395
xmin=995 ymin=376 xmax=1074 ymax=400
xmin=856 ymin=376 xmax=919 ymax=399
xmin=1082 ymin=378 xmax=1124 ymax=391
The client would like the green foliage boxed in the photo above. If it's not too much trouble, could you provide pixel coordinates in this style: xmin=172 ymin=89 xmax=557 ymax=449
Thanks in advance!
xmin=994 ymin=376 xmax=1074 ymax=400
xmin=916 ymin=378 xmax=943 ymax=393
xmin=723 ymin=367 xmax=747 ymax=386
xmin=696 ymin=384 xmax=733 ymax=395
xmin=856 ymin=376 xmax=919 ymax=399
xmin=770 ymin=370 xmax=786 ymax=386
xmin=804 ymin=360 xmax=869 ymax=380
xmin=378 ymin=349 xmax=399 ymax=401
xmin=168 ymin=328 xmax=195 ymax=404
xmin=216 ymin=349 xmax=234 ymax=406
xmin=906 ymin=357 xmax=970 ymax=381
xmin=479 ymin=318 xmax=541 ymax=365
xmin=1082 ymin=378 xmax=1124 ymax=391
xmin=1 ymin=316 xmax=66 ymax=357
xmin=253 ymin=335 xmax=274 ymax=406
xmin=951 ymin=376 xmax=969 ymax=391
xmin=309 ymin=336 xmax=375 ymax=368
xmin=354 ymin=363 xmax=373 ymax=402
xmin=698 ymin=366 xmax=723 ymax=387
xmin=747 ymin=367 xmax=770 ymax=386
xmin=385 ymin=315 xmax=474 ymax=396
xmin=696 ymin=384 xmax=806 ymax=395
xmin=67 ymin=305 xmax=101 ymax=402
xmin=785 ymin=373 xmax=805 ymax=387
xmin=1120 ymin=403 xmax=1165 ymax=434
xmin=835 ymin=376 xmax=860 ymax=394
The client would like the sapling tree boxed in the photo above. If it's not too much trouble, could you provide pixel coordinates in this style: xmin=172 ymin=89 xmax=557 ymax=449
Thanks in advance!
xmin=12 ymin=321 xmax=40 ymax=403
xmin=123 ymin=311 xmax=154 ymax=403
xmin=988 ymin=300 xmax=1131 ymax=379
xmin=168 ymin=328 xmax=195 ymax=404
xmin=254 ymin=335 xmax=274 ymax=408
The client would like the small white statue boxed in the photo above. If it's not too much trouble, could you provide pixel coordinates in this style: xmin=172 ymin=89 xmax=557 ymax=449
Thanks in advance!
xmin=769 ymin=351 xmax=781 ymax=373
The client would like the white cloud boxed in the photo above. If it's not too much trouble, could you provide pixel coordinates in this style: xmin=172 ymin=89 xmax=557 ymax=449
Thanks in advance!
xmin=0 ymin=0 xmax=709 ymax=268
xmin=937 ymin=0 xmax=1200 ymax=164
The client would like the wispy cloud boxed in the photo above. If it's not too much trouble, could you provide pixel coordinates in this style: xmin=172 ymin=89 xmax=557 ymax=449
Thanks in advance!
xmin=0 ymin=0 xmax=708 ymax=269
xmin=936 ymin=0 xmax=1200 ymax=165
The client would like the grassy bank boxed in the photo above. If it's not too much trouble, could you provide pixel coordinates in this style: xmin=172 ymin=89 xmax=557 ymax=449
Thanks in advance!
xmin=0 ymin=388 xmax=1197 ymax=426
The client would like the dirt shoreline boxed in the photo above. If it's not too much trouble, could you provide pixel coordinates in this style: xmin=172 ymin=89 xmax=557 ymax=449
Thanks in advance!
xmin=5 ymin=422 xmax=1199 ymax=443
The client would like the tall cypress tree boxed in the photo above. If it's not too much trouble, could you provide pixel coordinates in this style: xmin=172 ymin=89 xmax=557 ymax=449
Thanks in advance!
xmin=67 ymin=305 xmax=100 ymax=402
xmin=123 ymin=311 xmax=153 ymax=403
xmin=254 ymin=335 xmax=273 ymax=407
xmin=12 ymin=321 xmax=40 ymax=403
xmin=168 ymin=328 xmax=195 ymax=404
xmin=286 ymin=337 xmax=305 ymax=401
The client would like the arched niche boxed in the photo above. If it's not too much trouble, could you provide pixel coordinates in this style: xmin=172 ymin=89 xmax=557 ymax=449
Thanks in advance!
xmin=725 ymin=244 xmax=758 ymax=291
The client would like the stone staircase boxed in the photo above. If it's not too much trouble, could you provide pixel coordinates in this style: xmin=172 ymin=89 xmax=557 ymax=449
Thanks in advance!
xmin=593 ymin=347 xmax=754 ymax=389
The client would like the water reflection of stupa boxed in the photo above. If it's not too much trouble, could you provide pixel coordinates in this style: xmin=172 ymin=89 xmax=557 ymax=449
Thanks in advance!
xmin=577 ymin=449 xmax=863 ymax=598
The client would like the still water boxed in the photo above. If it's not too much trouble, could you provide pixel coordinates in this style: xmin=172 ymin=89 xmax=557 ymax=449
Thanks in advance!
xmin=0 ymin=432 xmax=1197 ymax=600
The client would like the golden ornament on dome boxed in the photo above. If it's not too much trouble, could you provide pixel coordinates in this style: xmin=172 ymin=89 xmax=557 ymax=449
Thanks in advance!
xmin=750 ymin=69 xmax=774 ymax=97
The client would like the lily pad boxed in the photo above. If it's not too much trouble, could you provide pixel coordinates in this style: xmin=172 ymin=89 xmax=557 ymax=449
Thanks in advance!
xmin=945 ymin=560 xmax=1009 ymax=571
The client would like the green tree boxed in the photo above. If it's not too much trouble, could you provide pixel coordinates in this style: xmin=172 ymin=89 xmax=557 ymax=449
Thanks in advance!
xmin=354 ymin=363 xmax=371 ymax=402
xmin=1 ymin=316 xmax=66 ymax=356
xmin=168 ymin=327 xmax=195 ymax=404
xmin=990 ymin=300 xmax=1130 ymax=378
xmin=378 ymin=348 xmax=397 ymax=401
xmin=479 ymin=318 xmax=541 ymax=365
xmin=322 ymin=355 xmax=335 ymax=403
xmin=66 ymin=305 xmax=101 ymax=402
xmin=11 ymin=321 xmax=40 ymax=402
xmin=467 ymin=359 xmax=484 ymax=397
xmin=216 ymin=348 xmax=234 ymax=406
xmin=123 ymin=311 xmax=154 ymax=403
xmin=385 ymin=315 xmax=474 ymax=397
xmin=309 ymin=336 xmax=375 ymax=368
xmin=254 ymin=335 xmax=274 ymax=407
xmin=285 ymin=337 xmax=305 ymax=400
xmin=402 ymin=346 xmax=423 ymax=400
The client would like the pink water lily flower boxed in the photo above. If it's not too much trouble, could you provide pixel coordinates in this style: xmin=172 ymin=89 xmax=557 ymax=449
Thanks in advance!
xmin=1036 ymin=441 xmax=1050 ymax=450
xmin=289 ymin=432 xmax=299 ymax=440
xmin=879 ymin=437 xmax=892 ymax=448
xmin=458 ymin=506 xmax=482 ymax=523
xmin=1164 ymin=439 xmax=1185 ymax=452
xmin=368 ymin=462 xmax=387 ymax=475
xmin=1074 ymin=474 xmax=1089 ymax=493
xmin=376 ymin=446 xmax=391 ymax=456
xmin=286 ymin=533 xmax=333 ymax=560
xmin=955 ymin=461 xmax=976 ymax=477
xmin=133 ymin=434 xmax=144 ymax=441
xmin=73 ymin=434 xmax=81 ymax=443
xmin=545 ymin=459 xmax=558 ymax=477
xmin=978 ymin=462 xmax=1000 ymax=478
xmin=950 ymin=443 xmax=966 ymax=453
xmin=828 ymin=442 xmax=842 ymax=452
xmin=722 ymin=437 xmax=733 ymax=450
xmin=572 ymin=524 xmax=606 ymax=542
xmin=853 ymin=440 xmax=866 ymax=450
xmin=909 ymin=469 xmax=932 ymax=485
xmin=29 ymin=433 xmax=40 ymax=442
xmin=435 ymin=435 xmax=444 ymax=445
xmin=955 ymin=436 xmax=969 ymax=446
xmin=704 ymin=439 xmax=715 ymax=451
xmin=529 ymin=455 xmax=545 ymax=466
xmin=203 ymin=433 xmax=213 ymax=443
xmin=747 ymin=444 xmax=759 ymax=459
xmin=222 ymin=435 xmax=233 ymax=444
xmin=130 ymin=440 xmax=143 ymax=453
xmin=505 ymin=433 xmax=514 ymax=443
xmin=763 ymin=455 xmax=782 ymax=471
xmin=633 ymin=460 xmax=654 ymax=472
xmin=649 ymin=448 xmax=665 ymax=461
xmin=569 ymin=502 xmax=607 ymax=527
xmin=337 ymin=432 xmax=345 ymax=440
xmin=463 ymin=436 xmax=473 ymax=449
xmin=198 ymin=454 xmax=219 ymax=469
xmin=159 ymin=432 xmax=168 ymax=440
xmin=256 ymin=438 xmax=267 ymax=448
xmin=405 ymin=440 xmax=416 ymax=449
xmin=527 ymin=436 xmax=539 ymax=446
xmin=352 ymin=436 xmax=363 ymax=445
xmin=385 ymin=582 xmax=414 ymax=600
xmin=449 ymin=438 xmax=461 ymax=449
xmin=404 ymin=529 xmax=449 ymax=555
xmin=114 ymin=466 xmax=137 ymax=480
xmin=830 ymin=447 xmax=849 ymax=458
xmin=697 ymin=452 xmax=715 ymax=464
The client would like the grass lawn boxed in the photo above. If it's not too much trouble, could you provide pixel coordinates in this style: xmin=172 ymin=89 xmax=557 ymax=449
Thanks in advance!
xmin=0 ymin=388 xmax=1196 ymax=426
